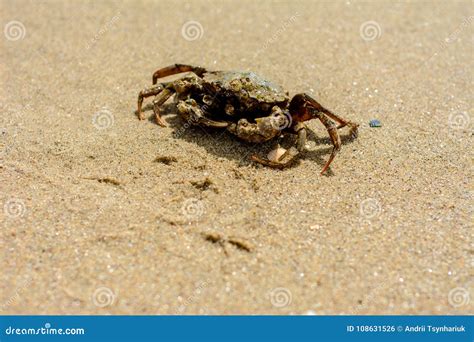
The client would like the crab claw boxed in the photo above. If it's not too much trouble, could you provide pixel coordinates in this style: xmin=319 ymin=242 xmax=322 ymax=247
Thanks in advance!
xmin=155 ymin=113 xmax=167 ymax=127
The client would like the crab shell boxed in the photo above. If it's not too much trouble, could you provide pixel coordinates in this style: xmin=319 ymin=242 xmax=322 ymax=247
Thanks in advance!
xmin=200 ymin=71 xmax=290 ymax=120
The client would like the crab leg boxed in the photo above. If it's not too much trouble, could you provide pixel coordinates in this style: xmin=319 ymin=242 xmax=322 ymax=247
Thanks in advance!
xmin=304 ymin=94 xmax=358 ymax=134
xmin=323 ymin=109 xmax=358 ymax=132
xmin=137 ymin=84 xmax=164 ymax=120
xmin=198 ymin=117 xmax=230 ymax=128
xmin=152 ymin=88 xmax=175 ymax=127
xmin=152 ymin=64 xmax=207 ymax=84
xmin=177 ymin=99 xmax=229 ymax=128
xmin=290 ymin=93 xmax=354 ymax=173
xmin=314 ymin=112 xmax=341 ymax=174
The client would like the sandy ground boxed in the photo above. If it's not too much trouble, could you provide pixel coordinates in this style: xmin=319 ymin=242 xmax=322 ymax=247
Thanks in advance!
xmin=0 ymin=0 xmax=472 ymax=315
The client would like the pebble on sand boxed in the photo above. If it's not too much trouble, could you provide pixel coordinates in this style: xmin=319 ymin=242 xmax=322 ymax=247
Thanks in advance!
xmin=369 ymin=119 xmax=382 ymax=127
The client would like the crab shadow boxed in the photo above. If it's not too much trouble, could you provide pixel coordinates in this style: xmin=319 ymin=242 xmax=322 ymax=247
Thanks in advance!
xmin=137 ymin=103 xmax=357 ymax=175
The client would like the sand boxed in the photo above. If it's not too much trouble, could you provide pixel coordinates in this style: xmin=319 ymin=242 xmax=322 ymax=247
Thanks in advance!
xmin=1 ymin=0 xmax=472 ymax=315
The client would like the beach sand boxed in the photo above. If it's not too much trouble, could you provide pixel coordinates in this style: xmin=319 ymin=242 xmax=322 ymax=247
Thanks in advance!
xmin=1 ymin=0 xmax=472 ymax=314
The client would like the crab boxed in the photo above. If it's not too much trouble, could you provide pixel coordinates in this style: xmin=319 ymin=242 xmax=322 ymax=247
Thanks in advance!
xmin=137 ymin=64 xmax=358 ymax=174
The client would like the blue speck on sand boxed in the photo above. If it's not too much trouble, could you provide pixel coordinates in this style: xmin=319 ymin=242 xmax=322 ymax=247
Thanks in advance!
xmin=369 ymin=119 xmax=382 ymax=127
